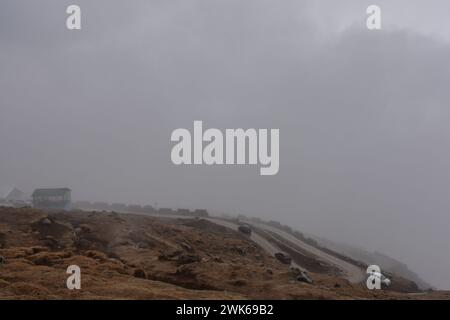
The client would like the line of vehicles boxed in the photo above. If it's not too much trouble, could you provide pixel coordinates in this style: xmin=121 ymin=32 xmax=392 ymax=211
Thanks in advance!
xmin=237 ymin=222 xmax=390 ymax=287
xmin=238 ymin=223 xmax=293 ymax=265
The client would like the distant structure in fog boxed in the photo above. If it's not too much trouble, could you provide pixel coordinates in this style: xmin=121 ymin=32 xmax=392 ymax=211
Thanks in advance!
xmin=5 ymin=188 xmax=28 ymax=203
xmin=177 ymin=208 xmax=209 ymax=217
xmin=177 ymin=208 xmax=191 ymax=215
xmin=159 ymin=208 xmax=176 ymax=215
xmin=193 ymin=209 xmax=209 ymax=217
xmin=32 ymin=188 xmax=71 ymax=210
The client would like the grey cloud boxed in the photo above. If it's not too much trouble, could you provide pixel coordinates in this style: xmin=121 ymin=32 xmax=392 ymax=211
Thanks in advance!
xmin=1 ymin=0 xmax=450 ymax=288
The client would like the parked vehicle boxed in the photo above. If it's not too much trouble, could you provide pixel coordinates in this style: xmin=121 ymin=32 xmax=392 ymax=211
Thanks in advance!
xmin=274 ymin=252 xmax=292 ymax=265
xmin=297 ymin=270 xmax=313 ymax=284
xmin=371 ymin=271 xmax=391 ymax=286
xmin=238 ymin=224 xmax=252 ymax=235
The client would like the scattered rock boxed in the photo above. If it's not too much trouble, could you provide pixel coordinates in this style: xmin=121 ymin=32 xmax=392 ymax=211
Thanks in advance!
xmin=176 ymin=264 xmax=197 ymax=277
xmin=178 ymin=241 xmax=193 ymax=252
xmin=41 ymin=236 xmax=60 ymax=250
xmin=176 ymin=254 xmax=200 ymax=266
xmin=30 ymin=254 xmax=52 ymax=266
xmin=115 ymin=240 xmax=132 ymax=247
xmin=137 ymin=241 xmax=151 ymax=249
xmin=76 ymin=238 xmax=92 ymax=250
xmin=158 ymin=249 xmax=183 ymax=261
xmin=0 ymin=232 xmax=6 ymax=248
xmin=229 ymin=279 xmax=247 ymax=287
xmin=41 ymin=218 xmax=52 ymax=225
xmin=108 ymin=212 xmax=119 ymax=218
xmin=30 ymin=246 xmax=48 ymax=254
xmin=133 ymin=269 xmax=147 ymax=279
xmin=8 ymin=282 xmax=52 ymax=298
xmin=232 ymin=246 xmax=246 ymax=256
xmin=0 ymin=279 xmax=10 ymax=288
xmin=82 ymin=225 xmax=93 ymax=232
xmin=85 ymin=250 xmax=108 ymax=262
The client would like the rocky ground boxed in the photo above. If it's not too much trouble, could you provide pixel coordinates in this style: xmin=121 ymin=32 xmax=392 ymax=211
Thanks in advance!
xmin=0 ymin=207 xmax=448 ymax=300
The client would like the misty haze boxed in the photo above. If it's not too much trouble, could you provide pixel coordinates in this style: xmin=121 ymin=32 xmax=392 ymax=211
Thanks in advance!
xmin=1 ymin=0 xmax=450 ymax=299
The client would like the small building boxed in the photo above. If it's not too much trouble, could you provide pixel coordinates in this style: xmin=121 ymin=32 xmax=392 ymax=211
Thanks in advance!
xmin=158 ymin=208 xmax=176 ymax=215
xmin=193 ymin=209 xmax=209 ymax=217
xmin=32 ymin=188 xmax=71 ymax=210
xmin=177 ymin=208 xmax=192 ymax=216
xmin=5 ymin=188 xmax=29 ymax=205
xmin=5 ymin=188 xmax=27 ymax=202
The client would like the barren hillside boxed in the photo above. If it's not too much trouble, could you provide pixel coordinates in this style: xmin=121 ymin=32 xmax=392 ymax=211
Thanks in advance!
xmin=0 ymin=207 xmax=448 ymax=300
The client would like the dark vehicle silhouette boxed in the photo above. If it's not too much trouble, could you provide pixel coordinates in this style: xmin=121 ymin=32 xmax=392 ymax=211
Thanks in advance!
xmin=238 ymin=224 xmax=252 ymax=235
xmin=274 ymin=252 xmax=292 ymax=264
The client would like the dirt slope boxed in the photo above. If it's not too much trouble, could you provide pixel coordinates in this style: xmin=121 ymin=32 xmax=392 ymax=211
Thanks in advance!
xmin=0 ymin=207 xmax=448 ymax=300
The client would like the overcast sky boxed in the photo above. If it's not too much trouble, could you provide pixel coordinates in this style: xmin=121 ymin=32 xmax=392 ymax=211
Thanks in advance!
xmin=1 ymin=0 xmax=450 ymax=289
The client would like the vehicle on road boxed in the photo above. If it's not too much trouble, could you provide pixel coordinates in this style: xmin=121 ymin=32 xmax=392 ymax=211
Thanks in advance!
xmin=274 ymin=252 xmax=292 ymax=265
xmin=370 ymin=272 xmax=392 ymax=286
xmin=238 ymin=224 xmax=252 ymax=235
xmin=297 ymin=271 xmax=313 ymax=284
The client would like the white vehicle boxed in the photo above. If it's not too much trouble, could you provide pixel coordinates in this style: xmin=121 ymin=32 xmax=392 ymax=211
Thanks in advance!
xmin=371 ymin=271 xmax=391 ymax=286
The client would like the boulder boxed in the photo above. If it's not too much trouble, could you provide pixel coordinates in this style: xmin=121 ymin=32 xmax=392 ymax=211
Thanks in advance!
xmin=133 ymin=269 xmax=147 ymax=279
xmin=41 ymin=218 xmax=52 ymax=225
xmin=176 ymin=254 xmax=200 ymax=266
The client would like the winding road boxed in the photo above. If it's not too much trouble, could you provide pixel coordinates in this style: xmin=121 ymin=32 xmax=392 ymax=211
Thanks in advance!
xmin=83 ymin=209 xmax=364 ymax=283
xmin=244 ymin=221 xmax=365 ymax=283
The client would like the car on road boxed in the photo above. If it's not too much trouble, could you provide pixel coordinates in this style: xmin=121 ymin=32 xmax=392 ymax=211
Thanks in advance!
xmin=274 ymin=252 xmax=292 ymax=265
xmin=297 ymin=270 xmax=313 ymax=284
xmin=238 ymin=224 xmax=252 ymax=235
xmin=290 ymin=266 xmax=313 ymax=284
xmin=371 ymin=272 xmax=392 ymax=286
